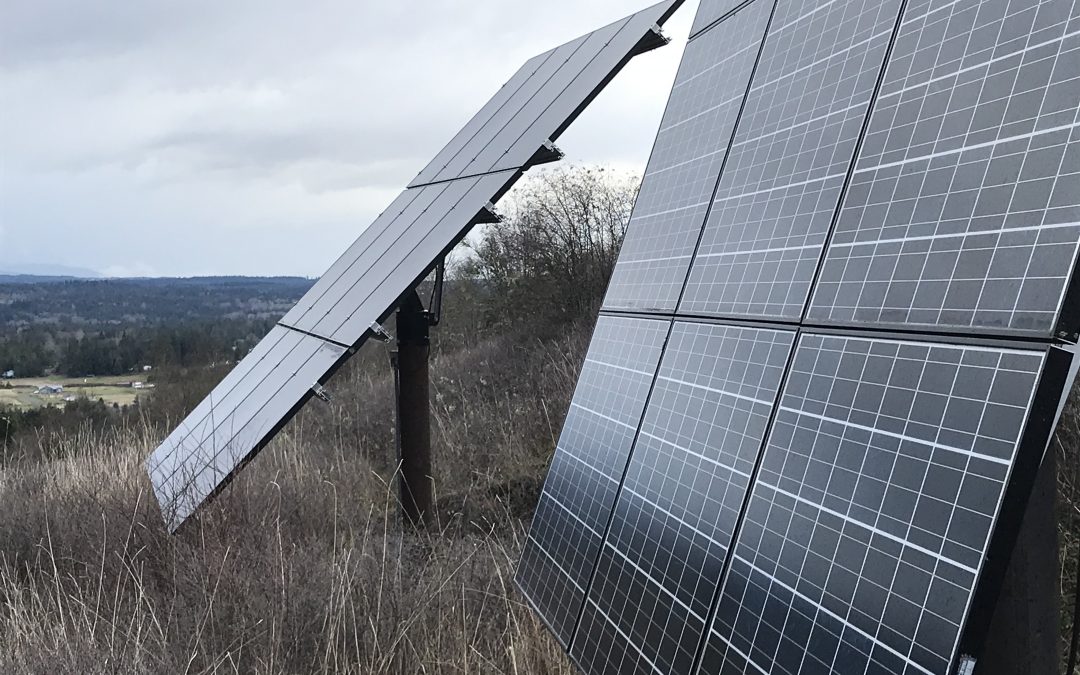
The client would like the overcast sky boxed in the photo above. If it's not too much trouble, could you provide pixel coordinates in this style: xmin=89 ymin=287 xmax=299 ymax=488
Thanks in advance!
xmin=0 ymin=1 xmax=697 ymax=278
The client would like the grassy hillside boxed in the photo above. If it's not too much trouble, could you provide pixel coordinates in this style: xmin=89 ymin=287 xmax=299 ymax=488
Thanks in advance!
xmin=0 ymin=322 xmax=589 ymax=674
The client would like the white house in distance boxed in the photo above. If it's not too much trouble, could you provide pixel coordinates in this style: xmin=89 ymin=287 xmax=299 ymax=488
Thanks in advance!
xmin=35 ymin=384 xmax=64 ymax=395
xmin=1 ymin=370 xmax=14 ymax=379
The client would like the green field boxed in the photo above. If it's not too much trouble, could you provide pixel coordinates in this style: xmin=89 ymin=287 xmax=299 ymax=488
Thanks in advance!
xmin=0 ymin=374 xmax=154 ymax=409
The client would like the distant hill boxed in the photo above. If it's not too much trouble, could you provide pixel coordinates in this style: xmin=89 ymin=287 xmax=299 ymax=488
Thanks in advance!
xmin=0 ymin=276 xmax=316 ymax=327
xmin=0 ymin=264 xmax=102 ymax=279
xmin=0 ymin=275 xmax=85 ymax=284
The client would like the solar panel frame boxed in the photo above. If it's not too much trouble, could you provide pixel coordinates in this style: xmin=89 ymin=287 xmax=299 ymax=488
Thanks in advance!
xmin=953 ymin=341 xmax=1073 ymax=671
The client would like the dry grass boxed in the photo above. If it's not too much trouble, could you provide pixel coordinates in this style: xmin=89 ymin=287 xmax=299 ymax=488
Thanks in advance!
xmin=1058 ymin=387 xmax=1080 ymax=674
xmin=0 ymin=327 xmax=588 ymax=674
xmin=2 ymin=319 xmax=1079 ymax=674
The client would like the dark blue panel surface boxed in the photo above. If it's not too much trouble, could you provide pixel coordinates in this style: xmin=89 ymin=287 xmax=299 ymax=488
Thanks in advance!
xmin=700 ymin=333 xmax=1045 ymax=675
xmin=809 ymin=0 xmax=1080 ymax=337
xmin=680 ymin=0 xmax=904 ymax=320
xmin=572 ymin=322 xmax=794 ymax=675
xmin=604 ymin=0 xmax=773 ymax=313
xmin=516 ymin=315 xmax=669 ymax=646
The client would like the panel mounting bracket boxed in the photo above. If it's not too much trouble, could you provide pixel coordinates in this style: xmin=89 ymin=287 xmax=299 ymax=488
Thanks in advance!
xmin=633 ymin=24 xmax=669 ymax=55
xmin=956 ymin=656 xmax=975 ymax=675
xmin=368 ymin=321 xmax=393 ymax=343
xmin=527 ymin=140 xmax=565 ymax=168
xmin=426 ymin=258 xmax=445 ymax=327
xmin=311 ymin=383 xmax=332 ymax=404
xmin=472 ymin=202 xmax=503 ymax=226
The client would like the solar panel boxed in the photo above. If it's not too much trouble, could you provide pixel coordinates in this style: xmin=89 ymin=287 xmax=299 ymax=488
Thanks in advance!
xmin=520 ymin=0 xmax=1080 ymax=672
xmin=602 ymin=0 xmax=774 ymax=313
xmin=679 ymin=0 xmax=906 ymax=321
xmin=146 ymin=0 xmax=685 ymax=533
xmin=409 ymin=0 xmax=684 ymax=188
xmin=808 ymin=0 xmax=1080 ymax=338
xmin=516 ymin=315 xmax=669 ymax=646
xmin=689 ymin=0 xmax=754 ymax=39
xmin=700 ymin=333 xmax=1061 ymax=675
xmin=572 ymin=322 xmax=794 ymax=675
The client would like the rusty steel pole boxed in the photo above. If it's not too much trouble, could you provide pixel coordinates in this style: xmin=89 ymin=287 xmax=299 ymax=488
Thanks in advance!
xmin=394 ymin=290 xmax=434 ymax=528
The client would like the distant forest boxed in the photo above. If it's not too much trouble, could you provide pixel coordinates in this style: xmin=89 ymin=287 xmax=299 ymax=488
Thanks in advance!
xmin=0 ymin=276 xmax=314 ymax=376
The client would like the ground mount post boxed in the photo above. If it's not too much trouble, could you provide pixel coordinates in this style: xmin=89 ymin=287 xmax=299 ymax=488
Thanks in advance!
xmin=391 ymin=263 xmax=443 ymax=528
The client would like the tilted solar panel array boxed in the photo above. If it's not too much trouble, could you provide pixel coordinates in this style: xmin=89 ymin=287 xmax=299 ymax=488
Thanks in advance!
xmin=146 ymin=0 xmax=686 ymax=534
xmin=518 ymin=0 xmax=1080 ymax=673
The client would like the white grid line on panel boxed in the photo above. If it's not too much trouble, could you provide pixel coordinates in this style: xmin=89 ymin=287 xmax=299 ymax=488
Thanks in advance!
xmin=581 ymin=595 xmax=669 ymax=675
xmin=584 ymin=357 xmax=659 ymax=378
xmin=852 ymin=120 xmax=1079 ymax=175
xmin=657 ymin=373 xmax=775 ymax=406
xmin=571 ymin=402 xmax=640 ymax=432
xmin=830 ymin=219 xmax=1080 ymax=248
xmin=776 ymin=406 xmax=1013 ymax=466
xmin=638 ymin=429 xmax=754 ymax=479
xmin=694 ymin=243 xmax=823 ymax=259
xmin=540 ymin=486 xmax=604 ymax=537
xmin=526 ymin=531 xmax=587 ymax=592
xmin=760 ymin=480 xmax=978 ymax=574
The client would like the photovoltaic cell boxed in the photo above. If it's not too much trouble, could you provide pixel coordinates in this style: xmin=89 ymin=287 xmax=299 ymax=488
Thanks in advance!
xmin=700 ymin=333 xmax=1045 ymax=675
xmin=603 ymin=0 xmax=773 ymax=313
xmin=680 ymin=0 xmax=904 ymax=321
xmin=808 ymin=0 xmax=1080 ymax=337
xmin=572 ymin=322 xmax=794 ymax=675
xmin=516 ymin=315 xmax=668 ymax=646
xmin=690 ymin=0 xmax=752 ymax=39
xmin=148 ymin=0 xmax=685 ymax=534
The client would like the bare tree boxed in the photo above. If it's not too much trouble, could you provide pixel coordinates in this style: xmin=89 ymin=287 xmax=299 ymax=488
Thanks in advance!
xmin=459 ymin=165 xmax=639 ymax=331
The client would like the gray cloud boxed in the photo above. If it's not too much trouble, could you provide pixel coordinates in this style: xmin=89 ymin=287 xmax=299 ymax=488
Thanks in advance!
xmin=0 ymin=0 xmax=696 ymax=277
